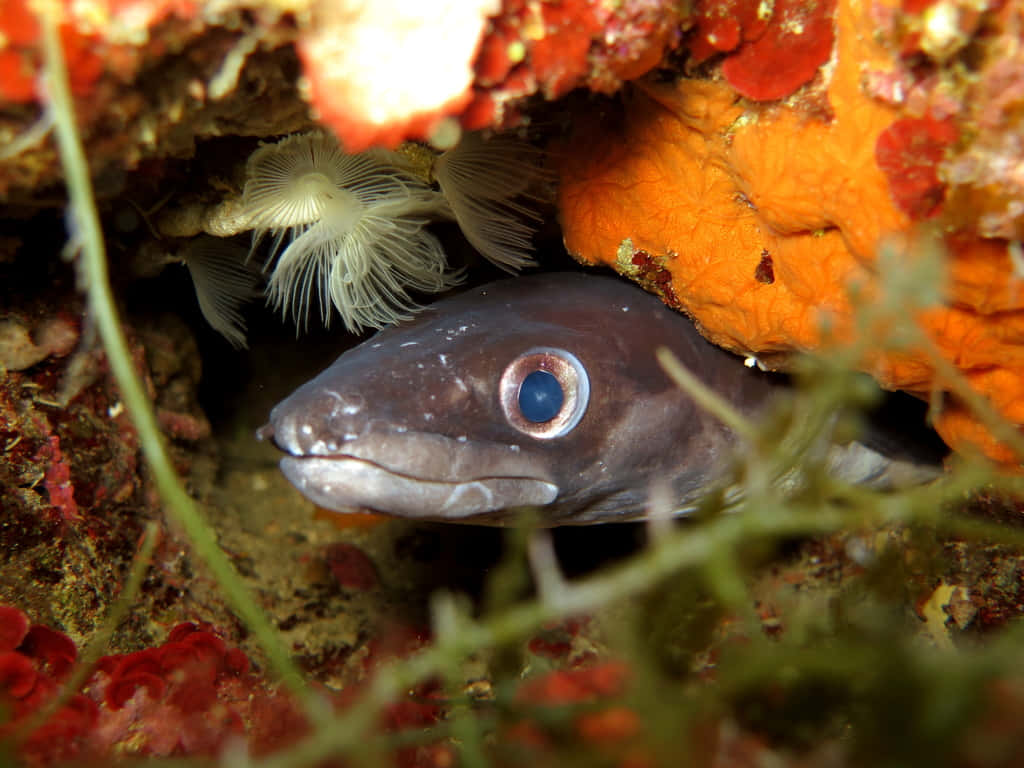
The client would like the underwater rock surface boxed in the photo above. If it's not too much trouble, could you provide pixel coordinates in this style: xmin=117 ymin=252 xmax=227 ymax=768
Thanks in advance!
xmin=3 ymin=0 xmax=1024 ymax=765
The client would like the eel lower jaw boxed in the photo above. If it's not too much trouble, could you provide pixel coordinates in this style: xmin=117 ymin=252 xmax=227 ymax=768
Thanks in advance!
xmin=279 ymin=455 xmax=559 ymax=520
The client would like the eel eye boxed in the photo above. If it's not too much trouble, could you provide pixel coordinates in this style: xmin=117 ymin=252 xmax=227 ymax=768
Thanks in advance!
xmin=499 ymin=347 xmax=589 ymax=439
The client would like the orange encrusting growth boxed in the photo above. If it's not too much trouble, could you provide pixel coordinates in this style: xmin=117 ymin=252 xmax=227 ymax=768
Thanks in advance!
xmin=557 ymin=0 xmax=1024 ymax=463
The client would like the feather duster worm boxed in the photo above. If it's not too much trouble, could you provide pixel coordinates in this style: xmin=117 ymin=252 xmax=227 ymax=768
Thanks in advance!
xmin=181 ymin=238 xmax=261 ymax=349
xmin=556 ymin=0 xmax=1024 ymax=463
xmin=242 ymin=132 xmax=457 ymax=333
xmin=238 ymin=130 xmax=547 ymax=332
xmin=432 ymin=130 xmax=546 ymax=270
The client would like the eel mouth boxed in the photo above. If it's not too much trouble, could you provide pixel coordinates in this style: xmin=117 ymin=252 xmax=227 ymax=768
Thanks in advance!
xmin=279 ymin=455 xmax=558 ymax=519
xmin=260 ymin=420 xmax=558 ymax=519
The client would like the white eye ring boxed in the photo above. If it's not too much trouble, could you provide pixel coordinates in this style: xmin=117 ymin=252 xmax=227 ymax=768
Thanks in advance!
xmin=498 ymin=347 xmax=590 ymax=439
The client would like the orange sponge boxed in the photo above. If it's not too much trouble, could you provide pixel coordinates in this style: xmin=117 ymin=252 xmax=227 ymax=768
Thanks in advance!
xmin=557 ymin=0 xmax=1024 ymax=463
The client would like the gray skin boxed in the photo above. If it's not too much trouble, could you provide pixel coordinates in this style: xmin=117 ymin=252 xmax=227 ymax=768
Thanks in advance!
xmin=259 ymin=273 xmax=792 ymax=525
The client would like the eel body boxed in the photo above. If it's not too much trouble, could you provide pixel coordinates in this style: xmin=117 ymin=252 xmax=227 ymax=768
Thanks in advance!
xmin=259 ymin=273 xmax=933 ymax=525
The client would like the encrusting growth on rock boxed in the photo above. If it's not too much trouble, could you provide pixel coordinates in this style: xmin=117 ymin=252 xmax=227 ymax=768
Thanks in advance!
xmin=557 ymin=0 xmax=1024 ymax=464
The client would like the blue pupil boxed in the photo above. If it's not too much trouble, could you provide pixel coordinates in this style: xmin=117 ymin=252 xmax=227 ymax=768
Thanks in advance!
xmin=518 ymin=370 xmax=564 ymax=423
